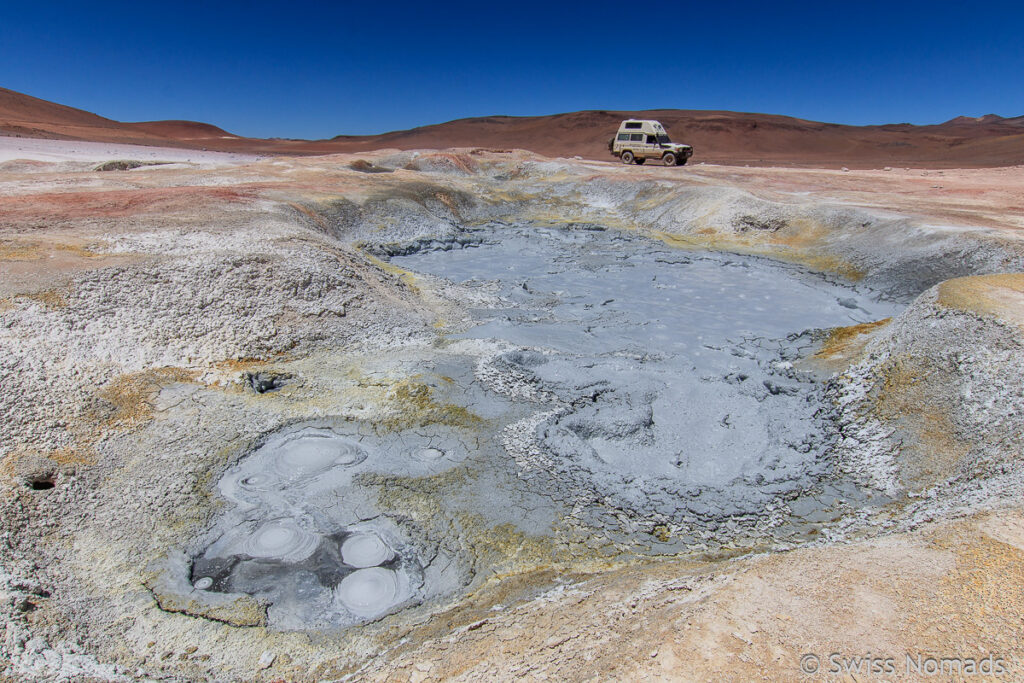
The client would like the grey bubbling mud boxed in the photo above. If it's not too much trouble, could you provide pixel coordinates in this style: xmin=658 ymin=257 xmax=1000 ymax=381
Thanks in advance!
xmin=185 ymin=223 xmax=904 ymax=632
xmin=188 ymin=423 xmax=475 ymax=630
xmin=394 ymin=223 xmax=905 ymax=531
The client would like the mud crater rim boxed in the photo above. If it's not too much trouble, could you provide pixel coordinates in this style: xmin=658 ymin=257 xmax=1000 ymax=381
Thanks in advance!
xmin=180 ymin=221 xmax=907 ymax=631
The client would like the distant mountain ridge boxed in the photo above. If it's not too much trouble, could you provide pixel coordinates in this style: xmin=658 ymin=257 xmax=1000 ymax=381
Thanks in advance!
xmin=943 ymin=114 xmax=1024 ymax=125
xmin=1 ymin=86 xmax=1022 ymax=168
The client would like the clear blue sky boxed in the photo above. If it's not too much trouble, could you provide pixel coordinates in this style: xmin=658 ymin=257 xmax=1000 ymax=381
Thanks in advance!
xmin=2 ymin=1 xmax=1022 ymax=138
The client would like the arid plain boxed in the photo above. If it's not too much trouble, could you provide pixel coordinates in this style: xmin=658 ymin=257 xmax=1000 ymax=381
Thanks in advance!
xmin=2 ymin=88 xmax=1024 ymax=681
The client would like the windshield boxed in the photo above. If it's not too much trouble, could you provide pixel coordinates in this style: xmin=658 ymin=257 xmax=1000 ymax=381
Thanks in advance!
xmin=656 ymin=134 xmax=671 ymax=144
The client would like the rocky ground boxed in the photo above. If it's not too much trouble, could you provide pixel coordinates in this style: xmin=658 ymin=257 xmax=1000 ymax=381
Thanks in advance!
xmin=2 ymin=139 xmax=1023 ymax=681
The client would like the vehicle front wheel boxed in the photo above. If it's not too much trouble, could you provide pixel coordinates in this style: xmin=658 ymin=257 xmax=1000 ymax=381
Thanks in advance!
xmin=662 ymin=152 xmax=678 ymax=167
xmin=635 ymin=158 xmax=646 ymax=165
xmin=621 ymin=151 xmax=634 ymax=164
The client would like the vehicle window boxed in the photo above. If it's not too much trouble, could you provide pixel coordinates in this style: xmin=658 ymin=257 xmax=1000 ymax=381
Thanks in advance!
xmin=657 ymin=134 xmax=671 ymax=144
xmin=617 ymin=133 xmax=630 ymax=141
xmin=624 ymin=122 xmax=642 ymax=129
xmin=647 ymin=135 xmax=657 ymax=143
xmin=629 ymin=133 xmax=643 ymax=142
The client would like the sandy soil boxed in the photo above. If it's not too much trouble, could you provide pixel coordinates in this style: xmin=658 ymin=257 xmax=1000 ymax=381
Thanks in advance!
xmin=1 ymin=145 xmax=1023 ymax=681
xmin=3 ymin=134 xmax=1020 ymax=229
xmin=0 ymin=135 xmax=260 ymax=165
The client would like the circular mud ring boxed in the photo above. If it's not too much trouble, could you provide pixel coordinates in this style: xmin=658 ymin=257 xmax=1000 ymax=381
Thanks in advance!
xmin=238 ymin=472 xmax=278 ymax=491
xmin=274 ymin=433 xmax=368 ymax=478
xmin=244 ymin=521 xmax=321 ymax=562
xmin=341 ymin=532 xmax=394 ymax=568
xmin=413 ymin=446 xmax=446 ymax=461
xmin=335 ymin=567 xmax=400 ymax=617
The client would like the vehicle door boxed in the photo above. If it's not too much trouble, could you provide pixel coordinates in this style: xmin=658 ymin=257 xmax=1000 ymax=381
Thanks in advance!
xmin=645 ymin=133 xmax=661 ymax=158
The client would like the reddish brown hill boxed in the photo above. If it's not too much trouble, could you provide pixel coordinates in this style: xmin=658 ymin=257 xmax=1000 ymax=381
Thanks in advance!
xmin=328 ymin=109 xmax=1024 ymax=167
xmin=0 ymin=87 xmax=235 ymax=146
xmin=1 ymin=86 xmax=1022 ymax=167
xmin=124 ymin=120 xmax=237 ymax=140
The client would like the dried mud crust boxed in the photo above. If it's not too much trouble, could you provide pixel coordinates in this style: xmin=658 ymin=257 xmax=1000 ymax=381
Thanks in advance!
xmin=0 ymin=150 xmax=1023 ymax=680
xmin=823 ymin=276 xmax=1024 ymax=526
xmin=356 ymin=509 xmax=1024 ymax=682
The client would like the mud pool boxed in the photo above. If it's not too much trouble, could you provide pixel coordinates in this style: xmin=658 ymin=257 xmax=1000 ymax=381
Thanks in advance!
xmin=395 ymin=224 xmax=903 ymax=518
xmin=187 ymin=223 xmax=904 ymax=630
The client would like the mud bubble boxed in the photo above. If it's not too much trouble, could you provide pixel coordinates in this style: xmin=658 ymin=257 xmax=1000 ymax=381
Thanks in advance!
xmin=185 ymin=423 xmax=473 ymax=629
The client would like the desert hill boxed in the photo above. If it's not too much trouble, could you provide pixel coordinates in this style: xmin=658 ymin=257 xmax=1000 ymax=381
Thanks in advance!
xmin=0 ymin=88 xmax=236 ymax=147
xmin=1 ymin=86 xmax=1022 ymax=167
xmin=123 ymin=120 xmax=237 ymax=140
xmin=330 ymin=109 xmax=1024 ymax=167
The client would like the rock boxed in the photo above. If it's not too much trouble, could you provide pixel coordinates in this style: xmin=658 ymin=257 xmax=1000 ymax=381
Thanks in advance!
xmin=25 ymin=637 xmax=48 ymax=654
xmin=257 ymin=650 xmax=276 ymax=669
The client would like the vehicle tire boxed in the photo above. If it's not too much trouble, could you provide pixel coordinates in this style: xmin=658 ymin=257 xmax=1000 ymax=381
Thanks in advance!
xmin=621 ymin=151 xmax=634 ymax=165
xmin=662 ymin=152 xmax=678 ymax=167
xmin=635 ymin=158 xmax=646 ymax=165
xmin=677 ymin=157 xmax=689 ymax=166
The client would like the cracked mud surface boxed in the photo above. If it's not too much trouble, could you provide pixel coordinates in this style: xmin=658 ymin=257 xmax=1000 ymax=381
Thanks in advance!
xmin=2 ymin=143 xmax=1024 ymax=680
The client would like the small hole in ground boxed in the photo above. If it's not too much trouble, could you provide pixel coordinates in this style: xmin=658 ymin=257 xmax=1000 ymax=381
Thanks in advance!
xmin=26 ymin=476 xmax=55 ymax=491
xmin=243 ymin=371 xmax=292 ymax=394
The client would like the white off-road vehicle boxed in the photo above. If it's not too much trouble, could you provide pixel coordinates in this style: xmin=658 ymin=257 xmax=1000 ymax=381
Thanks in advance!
xmin=608 ymin=119 xmax=693 ymax=166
